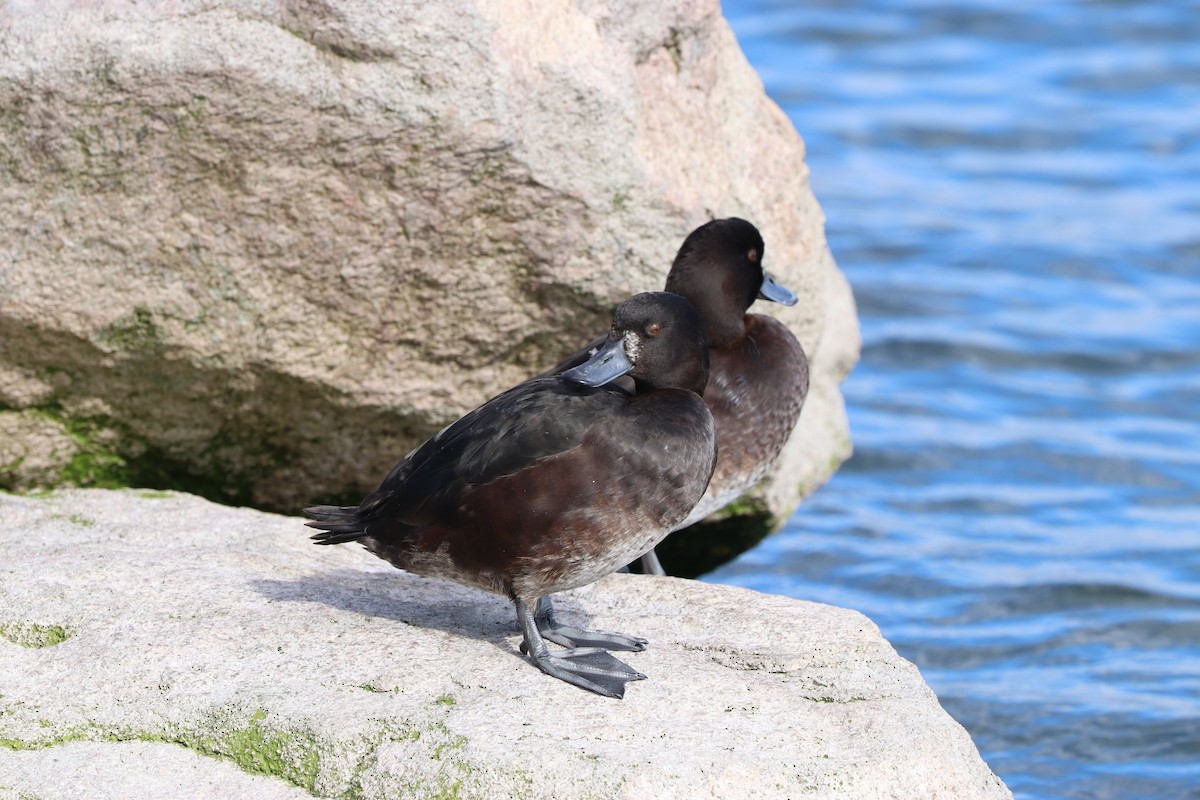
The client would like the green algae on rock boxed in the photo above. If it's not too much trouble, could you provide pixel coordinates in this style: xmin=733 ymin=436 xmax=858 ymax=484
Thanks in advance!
xmin=0 ymin=622 xmax=72 ymax=649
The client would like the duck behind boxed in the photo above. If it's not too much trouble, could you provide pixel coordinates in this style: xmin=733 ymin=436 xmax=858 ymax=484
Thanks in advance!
xmin=547 ymin=218 xmax=810 ymax=575
xmin=304 ymin=292 xmax=716 ymax=698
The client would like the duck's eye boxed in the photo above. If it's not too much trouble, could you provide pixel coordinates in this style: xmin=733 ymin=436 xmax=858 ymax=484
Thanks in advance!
xmin=646 ymin=323 xmax=662 ymax=337
xmin=747 ymin=248 xmax=760 ymax=263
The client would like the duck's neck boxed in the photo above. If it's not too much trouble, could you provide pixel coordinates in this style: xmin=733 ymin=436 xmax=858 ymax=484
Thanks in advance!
xmin=701 ymin=310 xmax=748 ymax=349
xmin=665 ymin=265 xmax=755 ymax=349
xmin=632 ymin=352 xmax=710 ymax=398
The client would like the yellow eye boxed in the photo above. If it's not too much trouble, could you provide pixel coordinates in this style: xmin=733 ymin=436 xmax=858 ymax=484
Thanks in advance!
xmin=647 ymin=323 xmax=662 ymax=336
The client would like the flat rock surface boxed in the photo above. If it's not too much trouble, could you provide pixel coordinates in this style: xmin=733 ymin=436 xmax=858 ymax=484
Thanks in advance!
xmin=0 ymin=741 xmax=312 ymax=800
xmin=0 ymin=490 xmax=1010 ymax=799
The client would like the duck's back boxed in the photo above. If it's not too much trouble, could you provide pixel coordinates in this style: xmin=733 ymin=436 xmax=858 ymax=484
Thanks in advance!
xmin=677 ymin=313 xmax=809 ymax=530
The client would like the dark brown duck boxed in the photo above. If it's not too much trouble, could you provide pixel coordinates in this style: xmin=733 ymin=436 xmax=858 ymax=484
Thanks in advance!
xmin=305 ymin=292 xmax=717 ymax=698
xmin=547 ymin=218 xmax=810 ymax=575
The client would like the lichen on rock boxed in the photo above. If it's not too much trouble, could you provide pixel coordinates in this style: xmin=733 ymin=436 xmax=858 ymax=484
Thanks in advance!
xmin=0 ymin=621 xmax=72 ymax=649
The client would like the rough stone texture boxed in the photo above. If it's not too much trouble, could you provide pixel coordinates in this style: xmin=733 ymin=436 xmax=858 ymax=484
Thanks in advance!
xmin=0 ymin=0 xmax=859 ymax=532
xmin=0 ymin=410 xmax=81 ymax=490
xmin=0 ymin=489 xmax=1010 ymax=799
xmin=0 ymin=741 xmax=313 ymax=800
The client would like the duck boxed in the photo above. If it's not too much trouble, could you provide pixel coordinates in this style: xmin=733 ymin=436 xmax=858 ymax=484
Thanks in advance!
xmin=305 ymin=292 xmax=717 ymax=698
xmin=545 ymin=218 xmax=809 ymax=576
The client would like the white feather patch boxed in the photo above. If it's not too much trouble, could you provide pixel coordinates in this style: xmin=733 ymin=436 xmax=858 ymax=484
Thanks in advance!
xmin=622 ymin=331 xmax=641 ymax=363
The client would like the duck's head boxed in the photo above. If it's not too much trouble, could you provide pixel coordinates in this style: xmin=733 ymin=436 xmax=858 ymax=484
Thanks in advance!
xmin=664 ymin=217 xmax=798 ymax=347
xmin=562 ymin=292 xmax=709 ymax=396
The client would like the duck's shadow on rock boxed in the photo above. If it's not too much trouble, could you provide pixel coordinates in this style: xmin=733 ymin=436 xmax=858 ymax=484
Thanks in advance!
xmin=250 ymin=569 xmax=602 ymax=657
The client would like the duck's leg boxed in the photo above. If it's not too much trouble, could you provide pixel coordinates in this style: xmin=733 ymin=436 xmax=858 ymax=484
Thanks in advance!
xmin=638 ymin=549 xmax=667 ymax=577
xmin=515 ymin=597 xmax=647 ymax=699
xmin=534 ymin=595 xmax=647 ymax=651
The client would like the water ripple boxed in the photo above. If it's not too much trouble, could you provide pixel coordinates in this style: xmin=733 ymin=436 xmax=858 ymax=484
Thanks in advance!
xmin=716 ymin=2 xmax=1200 ymax=797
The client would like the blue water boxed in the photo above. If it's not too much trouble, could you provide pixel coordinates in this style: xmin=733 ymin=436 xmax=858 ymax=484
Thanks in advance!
xmin=707 ymin=2 xmax=1200 ymax=798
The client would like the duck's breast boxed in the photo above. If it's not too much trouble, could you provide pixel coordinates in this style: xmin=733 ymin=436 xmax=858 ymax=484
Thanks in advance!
xmin=681 ymin=314 xmax=809 ymax=527
xmin=507 ymin=388 xmax=716 ymax=595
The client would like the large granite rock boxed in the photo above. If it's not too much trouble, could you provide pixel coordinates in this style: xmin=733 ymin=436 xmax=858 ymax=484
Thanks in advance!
xmin=0 ymin=0 xmax=858 ymax=539
xmin=0 ymin=489 xmax=1010 ymax=799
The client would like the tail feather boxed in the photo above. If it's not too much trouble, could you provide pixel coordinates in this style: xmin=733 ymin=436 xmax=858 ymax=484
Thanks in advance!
xmin=304 ymin=504 xmax=370 ymax=545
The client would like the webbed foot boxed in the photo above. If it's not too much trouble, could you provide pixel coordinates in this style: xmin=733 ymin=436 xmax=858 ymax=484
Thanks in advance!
xmin=516 ymin=597 xmax=648 ymax=699
xmin=535 ymin=596 xmax=647 ymax=651
xmin=523 ymin=645 xmax=647 ymax=698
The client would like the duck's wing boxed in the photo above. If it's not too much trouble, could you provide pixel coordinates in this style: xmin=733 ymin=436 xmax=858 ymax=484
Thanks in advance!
xmin=357 ymin=377 xmax=617 ymax=526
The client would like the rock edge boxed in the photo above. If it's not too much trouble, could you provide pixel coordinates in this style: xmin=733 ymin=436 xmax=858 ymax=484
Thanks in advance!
xmin=0 ymin=490 xmax=1010 ymax=800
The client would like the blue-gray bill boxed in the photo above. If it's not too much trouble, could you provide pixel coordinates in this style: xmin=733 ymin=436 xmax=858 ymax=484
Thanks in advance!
xmin=758 ymin=271 xmax=798 ymax=306
xmin=561 ymin=337 xmax=633 ymax=386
